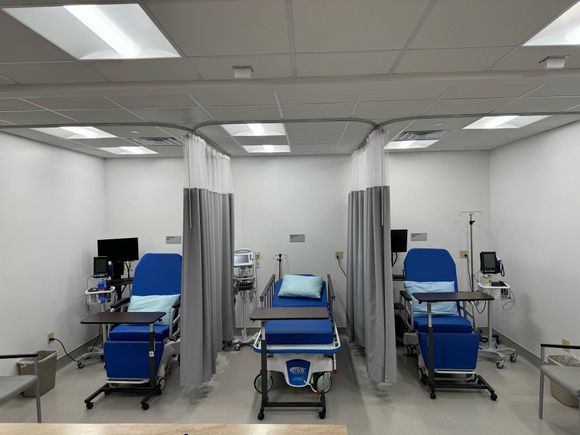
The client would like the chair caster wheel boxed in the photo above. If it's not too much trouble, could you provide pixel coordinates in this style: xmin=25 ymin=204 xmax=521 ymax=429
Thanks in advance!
xmin=85 ymin=402 xmax=93 ymax=409
xmin=496 ymin=360 xmax=505 ymax=369
xmin=510 ymin=353 xmax=517 ymax=363
xmin=77 ymin=361 xmax=85 ymax=369
xmin=319 ymin=411 xmax=326 ymax=419
xmin=234 ymin=344 xmax=241 ymax=351
xmin=141 ymin=402 xmax=149 ymax=410
xmin=430 ymin=392 xmax=436 ymax=400
xmin=490 ymin=393 xmax=498 ymax=401
xmin=257 ymin=411 xmax=264 ymax=420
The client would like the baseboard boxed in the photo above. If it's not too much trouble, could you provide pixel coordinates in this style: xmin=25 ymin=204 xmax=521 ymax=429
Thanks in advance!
xmin=495 ymin=330 xmax=540 ymax=367
xmin=55 ymin=336 xmax=101 ymax=371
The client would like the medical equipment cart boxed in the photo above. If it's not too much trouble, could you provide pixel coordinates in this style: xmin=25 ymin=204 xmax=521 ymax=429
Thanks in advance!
xmin=233 ymin=249 xmax=257 ymax=351
xmin=477 ymin=281 xmax=517 ymax=368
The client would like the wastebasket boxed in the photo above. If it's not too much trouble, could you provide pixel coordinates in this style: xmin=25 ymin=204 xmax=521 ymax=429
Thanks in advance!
xmin=18 ymin=350 xmax=57 ymax=397
xmin=548 ymin=353 xmax=580 ymax=407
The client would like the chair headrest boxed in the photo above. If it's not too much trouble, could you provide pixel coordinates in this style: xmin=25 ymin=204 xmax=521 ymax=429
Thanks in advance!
xmin=132 ymin=253 xmax=182 ymax=296
xmin=403 ymin=248 xmax=458 ymax=290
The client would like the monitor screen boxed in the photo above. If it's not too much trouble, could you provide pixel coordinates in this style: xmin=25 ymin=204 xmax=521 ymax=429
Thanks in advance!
xmin=234 ymin=254 xmax=251 ymax=265
xmin=391 ymin=229 xmax=408 ymax=253
xmin=97 ymin=238 xmax=139 ymax=262
xmin=93 ymin=256 xmax=108 ymax=277
xmin=480 ymin=251 xmax=498 ymax=274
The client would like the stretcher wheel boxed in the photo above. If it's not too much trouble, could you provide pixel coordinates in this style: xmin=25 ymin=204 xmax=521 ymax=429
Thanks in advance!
xmin=158 ymin=377 xmax=167 ymax=391
xmin=257 ymin=411 xmax=264 ymax=420
xmin=430 ymin=392 xmax=436 ymax=400
xmin=141 ymin=402 xmax=149 ymax=410
xmin=77 ymin=361 xmax=85 ymax=369
xmin=314 ymin=373 xmax=333 ymax=394
xmin=496 ymin=360 xmax=505 ymax=369
xmin=419 ymin=370 xmax=427 ymax=385
xmin=253 ymin=374 xmax=273 ymax=393
xmin=234 ymin=344 xmax=241 ymax=351
xmin=85 ymin=402 xmax=93 ymax=409
xmin=318 ymin=411 xmax=326 ymax=419
xmin=490 ymin=393 xmax=498 ymax=401
xmin=510 ymin=353 xmax=517 ymax=363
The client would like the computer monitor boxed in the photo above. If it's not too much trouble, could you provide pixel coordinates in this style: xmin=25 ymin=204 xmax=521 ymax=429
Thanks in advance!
xmin=391 ymin=229 xmax=408 ymax=253
xmin=480 ymin=251 xmax=500 ymax=274
xmin=97 ymin=237 xmax=139 ymax=262
xmin=93 ymin=256 xmax=109 ymax=278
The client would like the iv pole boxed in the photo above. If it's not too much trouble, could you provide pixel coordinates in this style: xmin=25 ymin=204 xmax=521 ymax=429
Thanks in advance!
xmin=459 ymin=210 xmax=482 ymax=291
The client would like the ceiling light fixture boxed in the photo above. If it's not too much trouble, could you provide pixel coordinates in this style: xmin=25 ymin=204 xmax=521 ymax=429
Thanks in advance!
xmin=34 ymin=126 xmax=116 ymax=139
xmin=540 ymin=55 xmax=568 ymax=69
xmin=524 ymin=3 xmax=580 ymax=46
xmin=3 ymin=4 xmax=180 ymax=60
xmin=385 ymin=140 xmax=438 ymax=150
xmin=463 ymin=115 xmax=549 ymax=129
xmin=242 ymin=145 xmax=290 ymax=153
xmin=99 ymin=146 xmax=157 ymax=155
xmin=233 ymin=65 xmax=253 ymax=79
xmin=223 ymin=123 xmax=286 ymax=137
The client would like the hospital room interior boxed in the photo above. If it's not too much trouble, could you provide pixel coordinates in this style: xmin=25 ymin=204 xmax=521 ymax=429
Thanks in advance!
xmin=1 ymin=1 xmax=580 ymax=434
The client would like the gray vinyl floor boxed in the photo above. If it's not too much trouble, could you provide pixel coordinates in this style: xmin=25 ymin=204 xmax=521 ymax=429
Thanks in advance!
xmin=1 ymin=338 xmax=578 ymax=434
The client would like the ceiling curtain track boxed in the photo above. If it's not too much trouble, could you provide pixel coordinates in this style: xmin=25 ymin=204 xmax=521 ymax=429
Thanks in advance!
xmin=347 ymin=130 xmax=397 ymax=385
xmin=180 ymin=135 xmax=235 ymax=387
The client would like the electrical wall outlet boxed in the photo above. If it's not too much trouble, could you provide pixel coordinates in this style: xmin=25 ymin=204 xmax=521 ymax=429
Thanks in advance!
xmin=335 ymin=251 xmax=344 ymax=260
xmin=255 ymin=251 xmax=261 ymax=260
xmin=47 ymin=330 xmax=55 ymax=341
xmin=562 ymin=337 xmax=571 ymax=352
xmin=459 ymin=250 xmax=469 ymax=258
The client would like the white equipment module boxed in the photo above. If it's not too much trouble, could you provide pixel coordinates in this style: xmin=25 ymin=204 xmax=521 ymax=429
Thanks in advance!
xmin=233 ymin=248 xmax=257 ymax=350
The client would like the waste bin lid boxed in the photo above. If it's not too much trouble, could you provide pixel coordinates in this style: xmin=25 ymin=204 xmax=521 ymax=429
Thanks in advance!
xmin=17 ymin=350 xmax=57 ymax=366
xmin=548 ymin=354 xmax=580 ymax=367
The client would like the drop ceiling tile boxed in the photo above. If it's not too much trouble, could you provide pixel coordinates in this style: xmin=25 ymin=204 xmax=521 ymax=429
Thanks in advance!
xmin=109 ymin=95 xmax=195 ymax=109
xmin=0 ymin=74 xmax=14 ymax=84
xmin=132 ymin=107 xmax=212 ymax=125
xmin=344 ymin=122 xmax=374 ymax=135
xmin=0 ymin=11 xmax=73 ymax=61
xmin=204 ymin=136 xmax=242 ymax=151
xmin=291 ymin=144 xmax=339 ymax=152
xmin=340 ymin=133 xmax=367 ymax=147
xmin=190 ymin=87 xmax=276 ymax=107
xmin=296 ymin=51 xmax=399 ymax=77
xmin=285 ymin=122 xmax=346 ymax=138
xmin=355 ymin=100 xmax=435 ymax=120
xmin=0 ymin=110 xmax=73 ymax=125
xmin=360 ymin=81 xmax=449 ymax=101
xmin=26 ymin=96 xmax=117 ymax=110
xmin=235 ymin=135 xmax=288 ymax=146
xmin=289 ymin=135 xmax=339 ymax=145
xmin=492 ymin=47 xmax=580 ymax=71
xmin=189 ymin=54 xmax=292 ymax=80
xmin=205 ymin=105 xmax=281 ymax=121
xmin=529 ymin=76 xmax=580 ymax=97
xmin=281 ymin=102 xmax=354 ymax=119
xmin=395 ymin=47 xmax=512 ymax=74
xmin=444 ymin=81 xmax=541 ymax=99
xmin=292 ymin=0 xmax=429 ymax=52
xmin=0 ymin=98 xmax=40 ymax=111
xmin=276 ymin=87 xmax=361 ymax=105
xmin=148 ymin=0 xmax=290 ymax=56
xmin=97 ymin=126 xmax=170 ymax=138
xmin=57 ymin=109 xmax=144 ymax=123
xmin=425 ymin=98 xmax=511 ymax=115
xmin=494 ymin=96 xmax=580 ymax=113
xmin=196 ymin=125 xmax=231 ymax=138
xmin=405 ymin=117 xmax=480 ymax=131
xmin=72 ymin=137 xmax=134 ymax=147
xmin=147 ymin=146 xmax=183 ymax=158
xmin=87 ymin=59 xmax=200 ymax=82
xmin=411 ymin=0 xmax=574 ymax=49
xmin=0 ymin=61 xmax=106 ymax=84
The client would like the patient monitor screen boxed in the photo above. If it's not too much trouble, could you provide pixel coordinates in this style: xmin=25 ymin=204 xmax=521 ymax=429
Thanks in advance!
xmin=234 ymin=254 xmax=251 ymax=265
xmin=480 ymin=251 xmax=499 ymax=274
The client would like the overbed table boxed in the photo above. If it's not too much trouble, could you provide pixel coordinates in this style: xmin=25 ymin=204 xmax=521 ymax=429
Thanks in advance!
xmin=413 ymin=291 xmax=497 ymax=400
xmin=80 ymin=311 xmax=165 ymax=409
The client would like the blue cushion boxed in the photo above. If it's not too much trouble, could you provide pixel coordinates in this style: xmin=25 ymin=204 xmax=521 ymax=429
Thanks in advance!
xmin=266 ymin=319 xmax=334 ymax=345
xmin=414 ymin=315 xmax=473 ymax=333
xmin=418 ymin=332 xmax=479 ymax=370
xmin=404 ymin=248 xmax=458 ymax=286
xmin=104 ymin=341 xmax=164 ymax=380
xmin=109 ymin=324 xmax=170 ymax=341
xmin=405 ymin=281 xmax=458 ymax=316
xmin=132 ymin=253 xmax=182 ymax=297
xmin=278 ymin=274 xmax=323 ymax=299
xmin=273 ymin=280 xmax=328 ymax=308
xmin=128 ymin=294 xmax=179 ymax=325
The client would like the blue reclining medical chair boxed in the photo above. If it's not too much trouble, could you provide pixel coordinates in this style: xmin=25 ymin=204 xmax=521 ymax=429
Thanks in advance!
xmin=102 ymin=253 xmax=182 ymax=409
xmin=401 ymin=249 xmax=490 ymax=396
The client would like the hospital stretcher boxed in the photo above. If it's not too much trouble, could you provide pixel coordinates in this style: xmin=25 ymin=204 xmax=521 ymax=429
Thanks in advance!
xmin=251 ymin=274 xmax=341 ymax=420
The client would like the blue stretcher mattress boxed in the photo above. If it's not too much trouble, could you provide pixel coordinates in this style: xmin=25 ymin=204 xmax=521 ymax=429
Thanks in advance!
xmin=265 ymin=278 xmax=334 ymax=345
xmin=109 ymin=324 xmax=170 ymax=342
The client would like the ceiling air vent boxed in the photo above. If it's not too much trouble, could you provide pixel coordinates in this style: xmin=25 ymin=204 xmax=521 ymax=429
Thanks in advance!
xmin=395 ymin=130 xmax=448 ymax=141
xmin=126 ymin=137 xmax=183 ymax=146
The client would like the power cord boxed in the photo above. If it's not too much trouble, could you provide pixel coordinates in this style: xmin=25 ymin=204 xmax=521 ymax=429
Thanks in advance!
xmin=49 ymin=337 xmax=79 ymax=363
xmin=336 ymin=256 xmax=347 ymax=278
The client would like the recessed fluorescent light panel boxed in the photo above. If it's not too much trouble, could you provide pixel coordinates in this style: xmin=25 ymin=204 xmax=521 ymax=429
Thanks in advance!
xmin=525 ymin=3 xmax=580 ymax=46
xmin=385 ymin=140 xmax=438 ymax=150
xmin=463 ymin=115 xmax=549 ymax=129
xmin=222 ymin=123 xmax=286 ymax=137
xmin=242 ymin=145 xmax=291 ymax=153
xmin=34 ymin=126 xmax=116 ymax=139
xmin=100 ymin=146 xmax=157 ymax=155
xmin=3 ymin=4 xmax=179 ymax=60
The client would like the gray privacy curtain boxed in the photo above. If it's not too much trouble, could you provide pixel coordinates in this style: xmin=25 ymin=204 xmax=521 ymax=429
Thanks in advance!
xmin=180 ymin=136 xmax=235 ymax=387
xmin=346 ymin=131 xmax=397 ymax=384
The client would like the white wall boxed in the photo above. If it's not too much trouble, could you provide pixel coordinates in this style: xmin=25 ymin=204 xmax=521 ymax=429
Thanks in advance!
xmin=104 ymin=158 xmax=184 ymax=255
xmin=490 ymin=122 xmax=580 ymax=355
xmin=0 ymin=133 xmax=106 ymax=374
